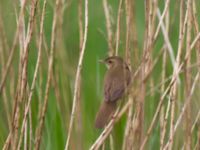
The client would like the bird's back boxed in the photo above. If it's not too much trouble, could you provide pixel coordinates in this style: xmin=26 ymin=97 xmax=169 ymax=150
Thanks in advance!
xmin=104 ymin=64 xmax=131 ymax=102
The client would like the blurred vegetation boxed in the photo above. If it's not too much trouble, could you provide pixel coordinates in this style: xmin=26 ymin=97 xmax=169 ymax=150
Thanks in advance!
xmin=0 ymin=0 xmax=200 ymax=149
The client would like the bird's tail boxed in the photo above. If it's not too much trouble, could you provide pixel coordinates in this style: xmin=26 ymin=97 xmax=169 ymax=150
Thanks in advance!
xmin=95 ymin=101 xmax=117 ymax=128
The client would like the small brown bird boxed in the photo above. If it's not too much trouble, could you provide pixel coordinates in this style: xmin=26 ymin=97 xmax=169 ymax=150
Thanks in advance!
xmin=95 ymin=56 xmax=131 ymax=128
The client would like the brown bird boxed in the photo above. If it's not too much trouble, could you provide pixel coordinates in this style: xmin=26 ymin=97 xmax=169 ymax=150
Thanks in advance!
xmin=95 ymin=56 xmax=131 ymax=128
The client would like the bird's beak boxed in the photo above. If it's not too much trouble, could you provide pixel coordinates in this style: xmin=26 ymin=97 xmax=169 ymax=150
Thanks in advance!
xmin=98 ymin=59 xmax=105 ymax=64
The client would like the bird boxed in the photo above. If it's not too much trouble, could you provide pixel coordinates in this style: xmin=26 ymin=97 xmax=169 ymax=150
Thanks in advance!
xmin=95 ymin=56 xmax=131 ymax=128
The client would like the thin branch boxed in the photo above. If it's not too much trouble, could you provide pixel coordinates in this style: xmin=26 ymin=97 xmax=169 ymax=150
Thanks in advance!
xmin=89 ymin=107 xmax=120 ymax=150
xmin=17 ymin=0 xmax=46 ymax=149
xmin=103 ymin=0 xmax=114 ymax=56
xmin=139 ymin=64 xmax=182 ymax=150
xmin=64 ymin=0 xmax=88 ymax=148
xmin=157 ymin=9 xmax=176 ymax=77
xmin=163 ymin=72 xmax=200 ymax=150
xmin=115 ymin=0 xmax=123 ymax=55
xmin=153 ymin=0 xmax=170 ymax=40
xmin=35 ymin=0 xmax=59 ymax=148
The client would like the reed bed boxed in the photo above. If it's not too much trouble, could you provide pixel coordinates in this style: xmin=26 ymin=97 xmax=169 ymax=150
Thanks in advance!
xmin=0 ymin=0 xmax=200 ymax=149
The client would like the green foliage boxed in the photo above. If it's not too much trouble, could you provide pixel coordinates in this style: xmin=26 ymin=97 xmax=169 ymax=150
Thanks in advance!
xmin=0 ymin=0 xmax=200 ymax=149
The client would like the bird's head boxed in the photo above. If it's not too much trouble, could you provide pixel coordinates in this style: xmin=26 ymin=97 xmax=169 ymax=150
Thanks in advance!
xmin=99 ymin=56 xmax=124 ymax=69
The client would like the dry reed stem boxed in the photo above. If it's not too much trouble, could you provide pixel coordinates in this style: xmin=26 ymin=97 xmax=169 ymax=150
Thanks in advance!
xmin=115 ymin=0 xmax=123 ymax=55
xmin=14 ymin=0 xmax=39 ymax=148
xmin=135 ymin=0 xmax=154 ymax=147
xmin=2 ymin=0 xmax=28 ymax=149
xmin=122 ymin=96 xmax=133 ymax=150
xmin=134 ymin=0 xmax=150 ymax=148
xmin=191 ymin=110 xmax=200 ymax=132
xmin=2 ymin=83 xmax=11 ymax=130
xmin=64 ymin=0 xmax=88 ymax=148
xmin=89 ymin=107 xmax=120 ymax=150
xmin=168 ymin=1 xmax=195 ymax=149
xmin=192 ymin=0 xmax=200 ymax=56
xmin=0 ymin=16 xmax=12 ymax=130
xmin=150 ymin=0 xmax=158 ymax=39
xmin=153 ymin=0 xmax=170 ymax=40
xmin=103 ymin=0 xmax=114 ymax=56
xmin=24 ymin=119 xmax=27 ymax=150
xmin=184 ymin=0 xmax=192 ymax=148
xmin=17 ymin=0 xmax=46 ymax=149
xmin=130 ymin=0 xmax=140 ymax=64
xmin=0 ymin=0 xmax=200 ymax=149
xmin=41 ymin=11 xmax=64 ymax=114
xmin=0 ymin=0 xmax=26 ymax=94
xmin=122 ymin=0 xmax=139 ymax=146
xmin=159 ymin=3 xmax=182 ymax=148
xmin=139 ymin=64 xmax=182 ymax=150
xmin=168 ymin=67 xmax=178 ymax=150
xmin=161 ymin=95 xmax=172 ymax=149
xmin=11 ymin=0 xmax=38 ymax=147
xmin=181 ymin=109 xmax=200 ymax=149
xmin=167 ymin=0 xmax=187 ymax=148
xmin=122 ymin=0 xmax=133 ymax=148
xmin=37 ymin=16 xmax=64 ymax=117
xmin=74 ymin=0 xmax=84 ymax=148
xmin=29 ymin=108 xmax=33 ymax=149
xmin=125 ymin=0 xmax=131 ymax=62
xmin=2 ymin=134 xmax=11 ymax=150
xmin=140 ymin=17 xmax=199 ymax=145
xmin=12 ymin=1 xmax=26 ymax=147
xmin=102 ymin=143 xmax=105 ymax=150
xmin=192 ymin=0 xmax=200 ymax=95
xmin=143 ymin=47 xmax=164 ymax=82
xmin=160 ymin=46 xmax=167 ymax=148
xmin=157 ymin=9 xmax=176 ymax=73
xmin=190 ymin=32 xmax=200 ymax=49
xmin=35 ymin=0 xmax=59 ymax=148
xmin=109 ymin=135 xmax=114 ymax=150
xmin=116 ymin=98 xmax=135 ymax=121
xmin=159 ymin=22 xmax=169 ymax=148
xmin=78 ymin=0 xmax=84 ymax=48
xmin=163 ymin=72 xmax=200 ymax=150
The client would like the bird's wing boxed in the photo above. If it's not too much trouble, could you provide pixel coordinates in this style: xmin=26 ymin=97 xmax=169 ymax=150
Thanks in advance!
xmin=104 ymin=75 xmax=126 ymax=102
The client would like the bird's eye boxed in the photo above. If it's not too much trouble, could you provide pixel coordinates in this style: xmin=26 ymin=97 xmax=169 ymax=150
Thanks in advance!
xmin=108 ymin=60 xmax=112 ymax=63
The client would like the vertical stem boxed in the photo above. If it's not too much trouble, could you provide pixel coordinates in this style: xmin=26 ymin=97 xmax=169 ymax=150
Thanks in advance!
xmin=103 ymin=0 xmax=114 ymax=56
xmin=35 ymin=0 xmax=59 ymax=148
xmin=64 ymin=0 xmax=88 ymax=148
xmin=115 ymin=0 xmax=123 ymax=56
xmin=184 ymin=0 xmax=192 ymax=149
